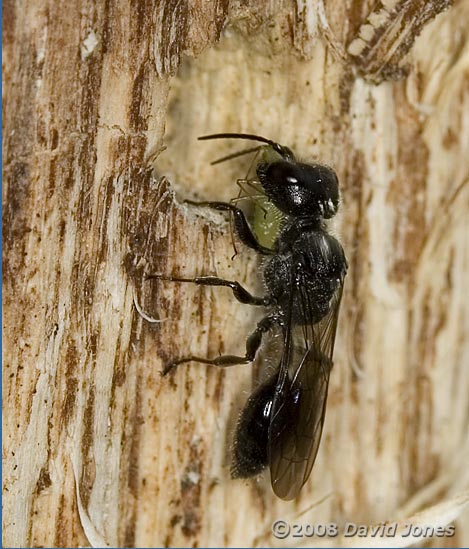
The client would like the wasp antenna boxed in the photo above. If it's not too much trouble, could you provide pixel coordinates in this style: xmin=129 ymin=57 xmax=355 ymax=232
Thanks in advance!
xmin=210 ymin=146 xmax=263 ymax=166
xmin=198 ymin=132 xmax=277 ymax=146
xmin=198 ymin=133 xmax=294 ymax=161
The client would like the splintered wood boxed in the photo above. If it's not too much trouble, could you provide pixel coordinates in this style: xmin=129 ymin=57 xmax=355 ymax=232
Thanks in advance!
xmin=3 ymin=0 xmax=468 ymax=547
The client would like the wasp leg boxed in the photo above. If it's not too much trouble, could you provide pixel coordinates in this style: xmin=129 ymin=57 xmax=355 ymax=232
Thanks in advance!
xmin=185 ymin=200 xmax=273 ymax=255
xmin=163 ymin=314 xmax=277 ymax=375
xmin=147 ymin=274 xmax=272 ymax=306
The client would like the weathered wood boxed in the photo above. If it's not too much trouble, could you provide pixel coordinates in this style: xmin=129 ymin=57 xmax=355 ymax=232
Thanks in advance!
xmin=3 ymin=0 xmax=468 ymax=547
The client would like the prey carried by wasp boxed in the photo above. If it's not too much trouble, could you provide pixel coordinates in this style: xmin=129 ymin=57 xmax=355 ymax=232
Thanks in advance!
xmin=144 ymin=133 xmax=347 ymax=500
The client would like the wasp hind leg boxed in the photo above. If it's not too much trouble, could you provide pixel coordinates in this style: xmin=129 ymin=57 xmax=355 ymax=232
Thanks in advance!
xmin=162 ymin=314 xmax=277 ymax=375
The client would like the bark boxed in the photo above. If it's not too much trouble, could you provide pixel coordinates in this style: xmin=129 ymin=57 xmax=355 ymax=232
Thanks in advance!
xmin=2 ymin=0 xmax=469 ymax=547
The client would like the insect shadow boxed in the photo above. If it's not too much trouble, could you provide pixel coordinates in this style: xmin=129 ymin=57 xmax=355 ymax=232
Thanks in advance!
xmin=142 ymin=133 xmax=347 ymax=500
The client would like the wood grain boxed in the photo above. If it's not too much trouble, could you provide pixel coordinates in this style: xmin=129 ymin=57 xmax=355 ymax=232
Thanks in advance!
xmin=3 ymin=0 xmax=468 ymax=546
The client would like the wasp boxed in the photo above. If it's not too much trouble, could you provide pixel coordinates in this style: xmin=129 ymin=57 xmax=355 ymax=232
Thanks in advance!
xmin=146 ymin=133 xmax=347 ymax=500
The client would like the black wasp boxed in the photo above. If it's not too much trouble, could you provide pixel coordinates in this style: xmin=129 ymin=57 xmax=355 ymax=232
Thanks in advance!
xmin=147 ymin=133 xmax=347 ymax=500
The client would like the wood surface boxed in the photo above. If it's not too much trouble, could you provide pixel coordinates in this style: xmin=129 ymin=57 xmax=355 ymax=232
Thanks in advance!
xmin=3 ymin=0 xmax=469 ymax=546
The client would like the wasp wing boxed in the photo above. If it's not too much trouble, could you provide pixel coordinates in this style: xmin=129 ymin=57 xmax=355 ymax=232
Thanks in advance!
xmin=268 ymin=278 xmax=344 ymax=500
